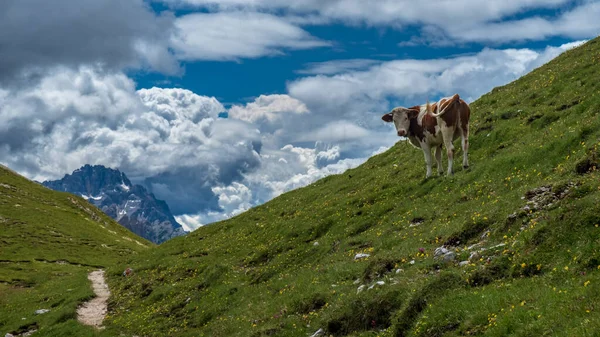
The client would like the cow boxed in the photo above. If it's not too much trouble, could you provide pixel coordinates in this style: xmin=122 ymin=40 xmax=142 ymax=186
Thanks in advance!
xmin=381 ymin=94 xmax=470 ymax=178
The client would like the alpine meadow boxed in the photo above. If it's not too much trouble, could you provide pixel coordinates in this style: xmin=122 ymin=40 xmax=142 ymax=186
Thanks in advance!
xmin=3 ymin=33 xmax=600 ymax=337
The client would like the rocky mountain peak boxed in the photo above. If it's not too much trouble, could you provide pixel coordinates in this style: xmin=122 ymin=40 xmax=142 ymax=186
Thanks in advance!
xmin=43 ymin=165 xmax=186 ymax=244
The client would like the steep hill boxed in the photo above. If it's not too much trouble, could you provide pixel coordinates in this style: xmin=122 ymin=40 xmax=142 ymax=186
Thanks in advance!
xmin=43 ymin=165 xmax=186 ymax=244
xmin=0 ymin=165 xmax=151 ymax=336
xmin=104 ymin=38 xmax=600 ymax=336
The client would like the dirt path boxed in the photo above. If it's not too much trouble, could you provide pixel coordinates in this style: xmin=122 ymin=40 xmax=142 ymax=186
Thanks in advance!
xmin=77 ymin=270 xmax=110 ymax=329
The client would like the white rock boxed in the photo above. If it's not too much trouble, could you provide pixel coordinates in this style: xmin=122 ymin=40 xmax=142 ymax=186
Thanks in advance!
xmin=459 ymin=261 xmax=469 ymax=267
xmin=443 ymin=252 xmax=456 ymax=262
xmin=469 ymin=252 xmax=480 ymax=261
xmin=354 ymin=253 xmax=370 ymax=260
xmin=6 ymin=333 xmax=15 ymax=337
xmin=34 ymin=309 xmax=50 ymax=315
xmin=434 ymin=247 xmax=450 ymax=257
xmin=309 ymin=328 xmax=325 ymax=337
xmin=409 ymin=260 xmax=415 ymax=265
xmin=376 ymin=281 xmax=385 ymax=286
xmin=434 ymin=246 xmax=456 ymax=262
xmin=357 ymin=285 xmax=366 ymax=294
xmin=353 ymin=278 xmax=361 ymax=284
xmin=395 ymin=268 xmax=404 ymax=274
xmin=488 ymin=243 xmax=506 ymax=250
xmin=313 ymin=241 xmax=319 ymax=246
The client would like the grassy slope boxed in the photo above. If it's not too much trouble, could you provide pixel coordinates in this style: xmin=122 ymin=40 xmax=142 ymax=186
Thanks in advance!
xmin=0 ymin=165 xmax=152 ymax=336
xmin=106 ymin=38 xmax=600 ymax=336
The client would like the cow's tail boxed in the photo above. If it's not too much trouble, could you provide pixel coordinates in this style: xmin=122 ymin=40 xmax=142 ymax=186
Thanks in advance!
xmin=431 ymin=94 xmax=460 ymax=117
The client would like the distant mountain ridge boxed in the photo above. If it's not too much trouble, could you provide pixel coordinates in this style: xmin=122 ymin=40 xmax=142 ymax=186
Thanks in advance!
xmin=42 ymin=164 xmax=186 ymax=244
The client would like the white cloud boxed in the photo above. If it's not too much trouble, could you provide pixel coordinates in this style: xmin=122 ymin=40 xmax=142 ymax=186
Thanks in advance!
xmin=137 ymin=87 xmax=224 ymax=122
xmin=0 ymin=65 xmax=377 ymax=231
xmin=212 ymin=182 xmax=253 ymax=216
xmin=245 ymin=144 xmax=380 ymax=200
xmin=288 ymin=41 xmax=588 ymax=111
xmin=161 ymin=0 xmax=600 ymax=46
xmin=228 ymin=94 xmax=308 ymax=123
xmin=0 ymin=66 xmax=261 ymax=215
xmin=297 ymin=59 xmax=383 ymax=75
xmin=162 ymin=0 xmax=571 ymax=26
xmin=298 ymin=120 xmax=371 ymax=142
xmin=0 ymin=0 xmax=179 ymax=83
xmin=174 ymin=143 xmax=364 ymax=229
xmin=171 ymin=12 xmax=329 ymax=61
xmin=175 ymin=214 xmax=203 ymax=231
xmin=445 ymin=2 xmax=600 ymax=43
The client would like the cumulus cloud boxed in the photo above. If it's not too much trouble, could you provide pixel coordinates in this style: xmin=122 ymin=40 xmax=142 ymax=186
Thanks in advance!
xmin=0 ymin=0 xmax=179 ymax=84
xmin=160 ymin=0 xmax=600 ymax=46
xmin=0 ymin=65 xmax=374 ymax=231
xmin=297 ymin=59 xmax=383 ymax=75
xmin=179 ymin=143 xmax=368 ymax=227
xmin=175 ymin=181 xmax=253 ymax=229
xmin=137 ymin=87 xmax=225 ymax=122
xmin=288 ymin=41 xmax=588 ymax=111
xmin=0 ymin=66 xmax=261 ymax=216
xmin=171 ymin=12 xmax=329 ymax=61
xmin=1 ymin=1 xmax=337 ymax=85
xmin=444 ymin=1 xmax=600 ymax=43
xmin=253 ymin=145 xmax=364 ymax=198
xmin=228 ymin=94 xmax=309 ymax=123
xmin=161 ymin=0 xmax=570 ymax=26
xmin=297 ymin=121 xmax=371 ymax=143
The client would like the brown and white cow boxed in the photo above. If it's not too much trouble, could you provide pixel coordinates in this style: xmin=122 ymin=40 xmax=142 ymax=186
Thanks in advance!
xmin=381 ymin=94 xmax=470 ymax=177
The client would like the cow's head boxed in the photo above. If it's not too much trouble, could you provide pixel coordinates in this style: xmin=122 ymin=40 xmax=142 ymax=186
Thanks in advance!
xmin=381 ymin=107 xmax=419 ymax=137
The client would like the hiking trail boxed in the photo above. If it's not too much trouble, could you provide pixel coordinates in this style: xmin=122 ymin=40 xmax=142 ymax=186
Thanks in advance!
xmin=77 ymin=270 xmax=110 ymax=329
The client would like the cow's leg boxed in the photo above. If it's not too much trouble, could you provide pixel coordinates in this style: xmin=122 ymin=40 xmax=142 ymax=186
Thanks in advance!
xmin=422 ymin=145 xmax=433 ymax=178
xmin=461 ymin=125 xmax=470 ymax=169
xmin=441 ymin=127 xmax=455 ymax=176
xmin=435 ymin=145 xmax=443 ymax=175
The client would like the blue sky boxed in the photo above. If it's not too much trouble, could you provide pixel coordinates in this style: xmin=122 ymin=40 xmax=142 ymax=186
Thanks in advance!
xmin=1 ymin=0 xmax=599 ymax=230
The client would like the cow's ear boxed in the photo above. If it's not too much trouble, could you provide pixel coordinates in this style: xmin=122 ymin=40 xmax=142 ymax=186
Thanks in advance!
xmin=381 ymin=113 xmax=393 ymax=122
xmin=407 ymin=109 xmax=419 ymax=119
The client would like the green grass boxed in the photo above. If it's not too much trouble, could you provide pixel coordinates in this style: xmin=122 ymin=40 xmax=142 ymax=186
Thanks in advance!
xmin=0 ymin=165 xmax=152 ymax=336
xmin=102 ymin=37 xmax=600 ymax=336
xmin=3 ymin=38 xmax=600 ymax=336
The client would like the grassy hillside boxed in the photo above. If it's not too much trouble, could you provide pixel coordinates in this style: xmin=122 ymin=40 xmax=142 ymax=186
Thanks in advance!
xmin=0 ymin=165 xmax=152 ymax=336
xmin=105 ymin=37 xmax=600 ymax=336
